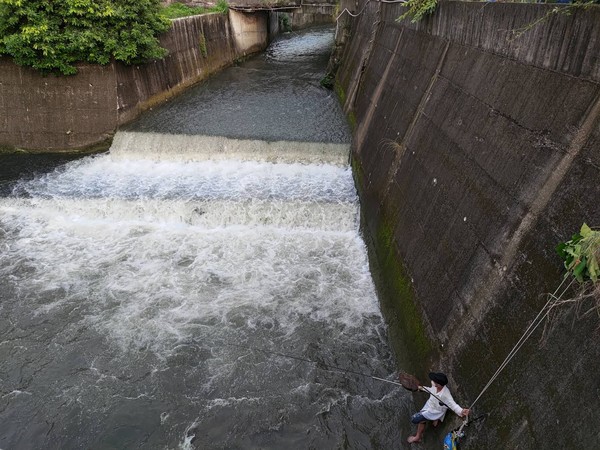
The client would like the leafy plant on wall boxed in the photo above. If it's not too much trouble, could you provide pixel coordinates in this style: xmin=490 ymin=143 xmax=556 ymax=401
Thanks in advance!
xmin=557 ymin=223 xmax=600 ymax=284
xmin=279 ymin=13 xmax=292 ymax=32
xmin=0 ymin=0 xmax=171 ymax=75
xmin=397 ymin=0 xmax=438 ymax=23
xmin=214 ymin=0 xmax=229 ymax=15
xmin=543 ymin=223 xmax=600 ymax=339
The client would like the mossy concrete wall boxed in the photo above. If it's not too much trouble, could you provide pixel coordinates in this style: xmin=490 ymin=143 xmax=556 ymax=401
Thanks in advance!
xmin=0 ymin=12 xmax=268 ymax=152
xmin=336 ymin=2 xmax=600 ymax=448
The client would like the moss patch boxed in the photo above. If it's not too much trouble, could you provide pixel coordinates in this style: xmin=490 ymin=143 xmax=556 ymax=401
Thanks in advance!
xmin=199 ymin=32 xmax=208 ymax=58
xmin=347 ymin=111 xmax=357 ymax=131
xmin=352 ymin=154 xmax=434 ymax=374
xmin=334 ymin=81 xmax=357 ymax=131
xmin=334 ymin=81 xmax=346 ymax=105
xmin=376 ymin=216 xmax=435 ymax=370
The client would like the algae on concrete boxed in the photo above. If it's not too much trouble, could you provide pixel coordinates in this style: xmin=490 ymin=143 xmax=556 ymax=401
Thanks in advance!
xmin=352 ymin=154 xmax=435 ymax=375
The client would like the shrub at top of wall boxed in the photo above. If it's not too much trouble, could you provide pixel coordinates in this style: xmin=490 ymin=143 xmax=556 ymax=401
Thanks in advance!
xmin=0 ymin=0 xmax=170 ymax=76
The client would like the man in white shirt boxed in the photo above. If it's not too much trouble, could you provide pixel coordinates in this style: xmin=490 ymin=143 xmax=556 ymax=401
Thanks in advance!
xmin=407 ymin=372 xmax=470 ymax=444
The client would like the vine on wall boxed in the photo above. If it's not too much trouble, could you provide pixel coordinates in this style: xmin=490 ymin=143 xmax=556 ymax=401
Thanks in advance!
xmin=398 ymin=0 xmax=438 ymax=23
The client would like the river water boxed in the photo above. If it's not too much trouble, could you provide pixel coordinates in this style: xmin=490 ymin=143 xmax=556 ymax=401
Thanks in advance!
xmin=0 ymin=27 xmax=413 ymax=449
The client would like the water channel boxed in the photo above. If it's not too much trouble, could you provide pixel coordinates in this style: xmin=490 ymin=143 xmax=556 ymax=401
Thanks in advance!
xmin=0 ymin=27 xmax=414 ymax=449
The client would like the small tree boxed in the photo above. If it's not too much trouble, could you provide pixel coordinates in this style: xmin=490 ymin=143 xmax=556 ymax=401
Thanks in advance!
xmin=0 ymin=0 xmax=171 ymax=75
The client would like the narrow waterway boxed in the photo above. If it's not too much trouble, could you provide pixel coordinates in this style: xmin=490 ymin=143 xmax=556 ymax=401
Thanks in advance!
xmin=0 ymin=27 xmax=414 ymax=449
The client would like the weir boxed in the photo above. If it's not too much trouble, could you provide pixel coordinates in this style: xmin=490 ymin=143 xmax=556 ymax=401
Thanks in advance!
xmin=110 ymin=131 xmax=350 ymax=165
xmin=0 ymin=27 xmax=415 ymax=449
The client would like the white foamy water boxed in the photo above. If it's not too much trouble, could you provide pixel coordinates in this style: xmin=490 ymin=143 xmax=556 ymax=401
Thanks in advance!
xmin=266 ymin=27 xmax=335 ymax=61
xmin=1 ymin=136 xmax=380 ymax=357
xmin=110 ymin=131 xmax=350 ymax=165
xmin=0 ymin=134 xmax=407 ymax=449
xmin=0 ymin=198 xmax=359 ymax=231
xmin=11 ymin=154 xmax=355 ymax=202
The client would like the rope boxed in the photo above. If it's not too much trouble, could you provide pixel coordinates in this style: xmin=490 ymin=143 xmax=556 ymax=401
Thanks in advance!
xmin=335 ymin=0 xmax=407 ymax=22
xmin=469 ymin=275 xmax=575 ymax=409
xmin=455 ymin=413 xmax=488 ymax=437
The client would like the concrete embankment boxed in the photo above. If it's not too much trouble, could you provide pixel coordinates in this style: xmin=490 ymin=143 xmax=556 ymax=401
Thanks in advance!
xmin=335 ymin=2 xmax=600 ymax=448
xmin=0 ymin=11 xmax=268 ymax=152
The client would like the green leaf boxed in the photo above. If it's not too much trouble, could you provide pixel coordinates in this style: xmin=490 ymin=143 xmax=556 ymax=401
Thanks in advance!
xmin=556 ymin=242 xmax=567 ymax=259
xmin=580 ymin=223 xmax=592 ymax=238
xmin=573 ymin=257 xmax=587 ymax=282
xmin=588 ymin=257 xmax=599 ymax=283
xmin=557 ymin=224 xmax=599 ymax=284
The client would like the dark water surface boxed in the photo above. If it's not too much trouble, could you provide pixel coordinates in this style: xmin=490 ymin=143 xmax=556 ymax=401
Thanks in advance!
xmin=0 ymin=27 xmax=415 ymax=450
xmin=126 ymin=27 xmax=351 ymax=143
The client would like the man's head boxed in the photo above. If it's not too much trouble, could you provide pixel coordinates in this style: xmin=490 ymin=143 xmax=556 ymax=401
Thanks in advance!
xmin=428 ymin=372 xmax=448 ymax=386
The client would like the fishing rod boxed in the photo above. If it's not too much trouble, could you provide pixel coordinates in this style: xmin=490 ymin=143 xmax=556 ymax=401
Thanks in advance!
xmin=239 ymin=342 xmax=461 ymax=410
xmin=220 ymin=340 xmax=406 ymax=388
xmin=188 ymin=338 xmax=487 ymax=448
xmin=188 ymin=338 xmax=471 ymax=414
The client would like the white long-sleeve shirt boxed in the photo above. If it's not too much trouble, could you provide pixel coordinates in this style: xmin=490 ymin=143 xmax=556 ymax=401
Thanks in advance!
xmin=419 ymin=382 xmax=464 ymax=421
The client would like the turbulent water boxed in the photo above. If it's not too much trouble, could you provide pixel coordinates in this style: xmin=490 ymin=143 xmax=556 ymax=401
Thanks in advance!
xmin=0 ymin=28 xmax=413 ymax=449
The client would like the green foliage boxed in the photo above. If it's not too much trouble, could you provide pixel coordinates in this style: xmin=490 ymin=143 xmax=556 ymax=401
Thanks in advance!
xmin=214 ymin=0 xmax=229 ymax=15
xmin=161 ymin=1 xmax=228 ymax=19
xmin=556 ymin=223 xmax=600 ymax=283
xmin=161 ymin=2 xmax=208 ymax=19
xmin=397 ymin=0 xmax=597 ymax=28
xmin=0 ymin=0 xmax=171 ymax=75
xmin=397 ymin=0 xmax=438 ymax=23
xmin=279 ymin=13 xmax=292 ymax=32
xmin=320 ymin=73 xmax=334 ymax=90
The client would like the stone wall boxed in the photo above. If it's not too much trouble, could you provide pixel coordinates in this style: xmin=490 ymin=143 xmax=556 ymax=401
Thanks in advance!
xmin=0 ymin=12 xmax=268 ymax=152
xmin=336 ymin=2 xmax=600 ymax=448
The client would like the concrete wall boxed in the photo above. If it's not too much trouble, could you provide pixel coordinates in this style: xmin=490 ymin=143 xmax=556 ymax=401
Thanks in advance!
xmin=0 ymin=63 xmax=118 ymax=151
xmin=336 ymin=2 xmax=600 ymax=448
xmin=0 ymin=12 xmax=268 ymax=152
xmin=288 ymin=4 xmax=336 ymax=29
